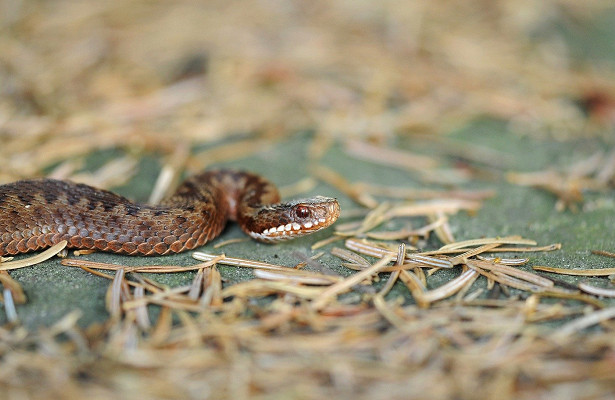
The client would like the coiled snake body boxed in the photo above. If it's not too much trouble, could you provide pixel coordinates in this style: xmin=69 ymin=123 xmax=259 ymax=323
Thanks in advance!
xmin=0 ymin=170 xmax=340 ymax=256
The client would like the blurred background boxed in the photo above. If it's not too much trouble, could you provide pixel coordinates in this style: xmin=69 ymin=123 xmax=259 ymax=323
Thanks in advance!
xmin=1 ymin=0 xmax=614 ymax=183
xmin=3 ymin=3 xmax=615 ymax=398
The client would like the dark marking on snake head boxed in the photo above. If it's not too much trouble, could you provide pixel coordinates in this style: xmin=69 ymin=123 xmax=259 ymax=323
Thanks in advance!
xmin=177 ymin=181 xmax=198 ymax=196
xmin=17 ymin=192 xmax=35 ymax=205
xmin=125 ymin=204 xmax=140 ymax=216
xmin=102 ymin=201 xmax=116 ymax=212
xmin=44 ymin=190 xmax=60 ymax=205
xmin=66 ymin=192 xmax=82 ymax=206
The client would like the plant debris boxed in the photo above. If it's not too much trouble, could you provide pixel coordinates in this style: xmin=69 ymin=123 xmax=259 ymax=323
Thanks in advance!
xmin=2 ymin=1 xmax=615 ymax=399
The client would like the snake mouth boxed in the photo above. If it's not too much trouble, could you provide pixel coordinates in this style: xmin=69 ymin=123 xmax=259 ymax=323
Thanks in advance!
xmin=262 ymin=217 xmax=329 ymax=236
xmin=249 ymin=199 xmax=340 ymax=242
xmin=251 ymin=219 xmax=328 ymax=241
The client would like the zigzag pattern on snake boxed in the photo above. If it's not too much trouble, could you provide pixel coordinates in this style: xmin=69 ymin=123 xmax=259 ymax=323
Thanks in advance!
xmin=0 ymin=170 xmax=340 ymax=256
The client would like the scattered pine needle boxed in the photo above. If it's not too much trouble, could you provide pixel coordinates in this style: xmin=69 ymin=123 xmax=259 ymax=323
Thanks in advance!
xmin=592 ymin=250 xmax=615 ymax=258
xmin=213 ymin=238 xmax=249 ymax=249
xmin=0 ymin=241 xmax=68 ymax=271
xmin=533 ymin=265 xmax=615 ymax=276
xmin=1 ymin=2 xmax=614 ymax=398
xmin=62 ymin=256 xmax=224 ymax=273
xmin=578 ymin=283 xmax=615 ymax=298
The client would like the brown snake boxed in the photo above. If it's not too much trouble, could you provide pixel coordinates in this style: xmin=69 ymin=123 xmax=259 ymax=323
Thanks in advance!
xmin=0 ymin=170 xmax=340 ymax=256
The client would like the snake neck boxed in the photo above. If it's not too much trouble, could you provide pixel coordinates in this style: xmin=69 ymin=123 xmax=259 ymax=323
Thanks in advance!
xmin=173 ymin=169 xmax=281 ymax=231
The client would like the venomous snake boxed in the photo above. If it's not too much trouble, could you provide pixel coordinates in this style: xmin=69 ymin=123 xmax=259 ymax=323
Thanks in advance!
xmin=0 ymin=170 xmax=340 ymax=256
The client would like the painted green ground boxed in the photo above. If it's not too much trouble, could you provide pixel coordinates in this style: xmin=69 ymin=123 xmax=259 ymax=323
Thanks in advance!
xmin=4 ymin=121 xmax=615 ymax=328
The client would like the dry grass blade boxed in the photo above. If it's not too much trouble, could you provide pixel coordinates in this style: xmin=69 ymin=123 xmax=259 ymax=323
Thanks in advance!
xmin=399 ymin=270 xmax=428 ymax=308
xmin=68 ymin=156 xmax=138 ymax=189
xmin=123 ymin=285 xmax=204 ymax=313
xmin=407 ymin=254 xmax=453 ymax=269
xmin=213 ymin=238 xmax=249 ymax=248
xmin=345 ymin=139 xmax=440 ymax=172
xmin=201 ymin=266 xmax=222 ymax=307
xmin=253 ymin=269 xmax=340 ymax=285
xmin=554 ymin=307 xmax=615 ymax=339
xmin=384 ymin=200 xmax=483 ymax=218
xmin=0 ymin=272 xmax=26 ymax=304
xmin=279 ymin=176 xmax=318 ymax=198
xmin=330 ymin=247 xmax=371 ymax=268
xmin=335 ymin=202 xmax=391 ymax=236
xmin=312 ymin=165 xmax=378 ymax=208
xmin=345 ymin=238 xmax=397 ymax=258
xmin=312 ymin=254 xmax=394 ymax=310
xmin=0 ymin=241 xmax=68 ymax=270
xmin=47 ymin=159 xmax=84 ymax=180
xmin=466 ymin=262 xmax=545 ymax=292
xmin=529 ymin=291 xmax=604 ymax=309
xmin=422 ymin=268 xmax=480 ymax=303
xmin=358 ymin=183 xmax=496 ymax=201
xmin=578 ymin=283 xmax=615 ymax=298
xmin=430 ymin=212 xmax=456 ymax=244
xmin=507 ymin=154 xmax=609 ymax=211
xmin=62 ymin=257 xmax=224 ymax=273
xmin=470 ymin=259 xmax=554 ymax=288
xmin=365 ymin=228 xmax=428 ymax=241
xmin=193 ymin=252 xmax=295 ymax=272
xmin=192 ymin=138 xmax=281 ymax=168
xmin=439 ymin=236 xmax=536 ymax=251
xmin=2 ymin=2 xmax=614 ymax=398
xmin=107 ymin=269 xmax=126 ymax=320
xmin=221 ymin=280 xmax=326 ymax=300
xmin=341 ymin=261 xmax=440 ymax=273
xmin=477 ymin=256 xmax=529 ymax=265
xmin=419 ymin=243 xmax=561 ymax=255
xmin=592 ymin=250 xmax=615 ymax=258
xmin=2 ymin=289 xmax=18 ymax=323
xmin=508 ymin=170 xmax=575 ymax=199
xmin=569 ymin=150 xmax=605 ymax=178
xmin=368 ymin=214 xmax=448 ymax=241
xmin=133 ymin=285 xmax=151 ymax=331
xmin=596 ymin=149 xmax=615 ymax=184
xmin=188 ymin=269 xmax=205 ymax=300
xmin=148 ymin=306 xmax=172 ymax=345
xmin=372 ymin=295 xmax=407 ymax=331
xmin=377 ymin=243 xmax=406 ymax=298
xmin=148 ymin=142 xmax=190 ymax=204
xmin=493 ymin=244 xmax=562 ymax=252
xmin=342 ymin=239 xmax=450 ymax=269
xmin=311 ymin=235 xmax=345 ymax=250
xmin=533 ymin=266 xmax=615 ymax=276
xmin=449 ymin=243 xmax=502 ymax=264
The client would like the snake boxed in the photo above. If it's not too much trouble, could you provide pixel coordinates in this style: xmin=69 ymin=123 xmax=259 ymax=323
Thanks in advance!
xmin=0 ymin=170 xmax=340 ymax=256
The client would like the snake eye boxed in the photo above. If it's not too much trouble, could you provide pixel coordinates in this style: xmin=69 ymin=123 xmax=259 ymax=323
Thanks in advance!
xmin=295 ymin=205 xmax=310 ymax=219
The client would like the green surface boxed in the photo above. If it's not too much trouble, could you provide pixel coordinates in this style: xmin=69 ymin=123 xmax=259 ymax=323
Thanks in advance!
xmin=4 ymin=123 xmax=615 ymax=328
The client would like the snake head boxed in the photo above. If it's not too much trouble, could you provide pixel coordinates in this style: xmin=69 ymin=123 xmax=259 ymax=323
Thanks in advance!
xmin=247 ymin=196 xmax=340 ymax=242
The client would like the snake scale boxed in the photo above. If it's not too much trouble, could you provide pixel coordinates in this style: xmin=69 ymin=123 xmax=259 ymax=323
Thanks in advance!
xmin=0 ymin=170 xmax=340 ymax=256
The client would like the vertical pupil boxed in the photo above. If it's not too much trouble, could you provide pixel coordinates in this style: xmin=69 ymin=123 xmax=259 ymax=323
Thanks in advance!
xmin=296 ymin=206 xmax=309 ymax=218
